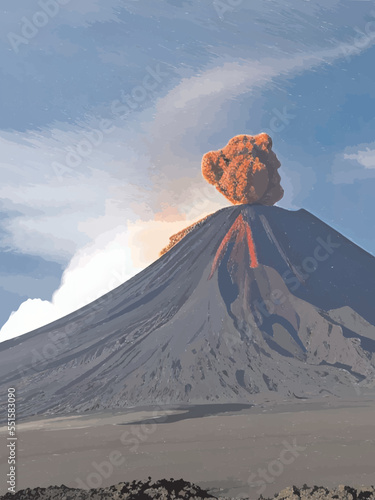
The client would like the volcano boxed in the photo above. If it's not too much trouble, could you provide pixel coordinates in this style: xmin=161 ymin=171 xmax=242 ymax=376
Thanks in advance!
xmin=1 ymin=204 xmax=375 ymax=419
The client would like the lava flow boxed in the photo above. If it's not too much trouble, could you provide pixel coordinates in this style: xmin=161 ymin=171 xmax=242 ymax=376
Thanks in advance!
xmin=208 ymin=213 xmax=258 ymax=279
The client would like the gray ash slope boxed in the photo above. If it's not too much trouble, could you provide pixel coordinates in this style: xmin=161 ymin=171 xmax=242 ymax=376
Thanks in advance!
xmin=1 ymin=204 xmax=375 ymax=418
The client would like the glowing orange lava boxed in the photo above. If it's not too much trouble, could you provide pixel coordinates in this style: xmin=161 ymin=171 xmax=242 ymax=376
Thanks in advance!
xmin=208 ymin=213 xmax=258 ymax=279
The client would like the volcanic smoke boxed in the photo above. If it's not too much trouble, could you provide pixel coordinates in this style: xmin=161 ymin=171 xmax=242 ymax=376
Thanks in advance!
xmin=202 ymin=133 xmax=283 ymax=206
xmin=160 ymin=133 xmax=283 ymax=256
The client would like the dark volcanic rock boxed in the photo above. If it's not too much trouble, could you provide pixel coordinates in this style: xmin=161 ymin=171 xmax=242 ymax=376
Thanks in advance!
xmin=268 ymin=484 xmax=375 ymax=499
xmin=0 ymin=478 xmax=215 ymax=500
xmin=1 ymin=481 xmax=375 ymax=500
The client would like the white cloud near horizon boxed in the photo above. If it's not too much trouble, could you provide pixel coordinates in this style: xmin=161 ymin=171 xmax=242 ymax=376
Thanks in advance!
xmin=0 ymin=229 xmax=142 ymax=342
xmin=330 ymin=143 xmax=375 ymax=184
xmin=345 ymin=148 xmax=375 ymax=169
xmin=1 ymin=32 xmax=375 ymax=341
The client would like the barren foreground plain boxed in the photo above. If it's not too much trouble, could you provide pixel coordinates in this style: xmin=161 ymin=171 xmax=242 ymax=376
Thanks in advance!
xmin=1 ymin=395 xmax=375 ymax=498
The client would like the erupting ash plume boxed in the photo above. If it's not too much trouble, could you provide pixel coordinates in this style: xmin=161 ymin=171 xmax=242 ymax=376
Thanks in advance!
xmin=202 ymin=133 xmax=284 ymax=206
xmin=161 ymin=133 xmax=284 ymax=256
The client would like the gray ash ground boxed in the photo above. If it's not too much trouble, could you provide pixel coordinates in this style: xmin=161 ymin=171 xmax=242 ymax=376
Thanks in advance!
xmin=1 ymin=479 xmax=374 ymax=500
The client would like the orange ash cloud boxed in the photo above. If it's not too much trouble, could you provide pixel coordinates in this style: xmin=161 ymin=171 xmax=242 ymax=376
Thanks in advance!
xmin=201 ymin=133 xmax=284 ymax=206
xmin=160 ymin=134 xmax=283 ymax=256
xmin=160 ymin=215 xmax=210 ymax=256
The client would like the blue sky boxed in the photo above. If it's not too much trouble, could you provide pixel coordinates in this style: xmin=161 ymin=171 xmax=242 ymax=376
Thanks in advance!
xmin=1 ymin=0 xmax=375 ymax=340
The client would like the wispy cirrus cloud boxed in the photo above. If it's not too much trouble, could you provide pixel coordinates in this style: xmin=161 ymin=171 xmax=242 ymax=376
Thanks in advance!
xmin=1 ymin=1 xmax=375 ymax=340
xmin=2 ymin=33 xmax=375 ymax=340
